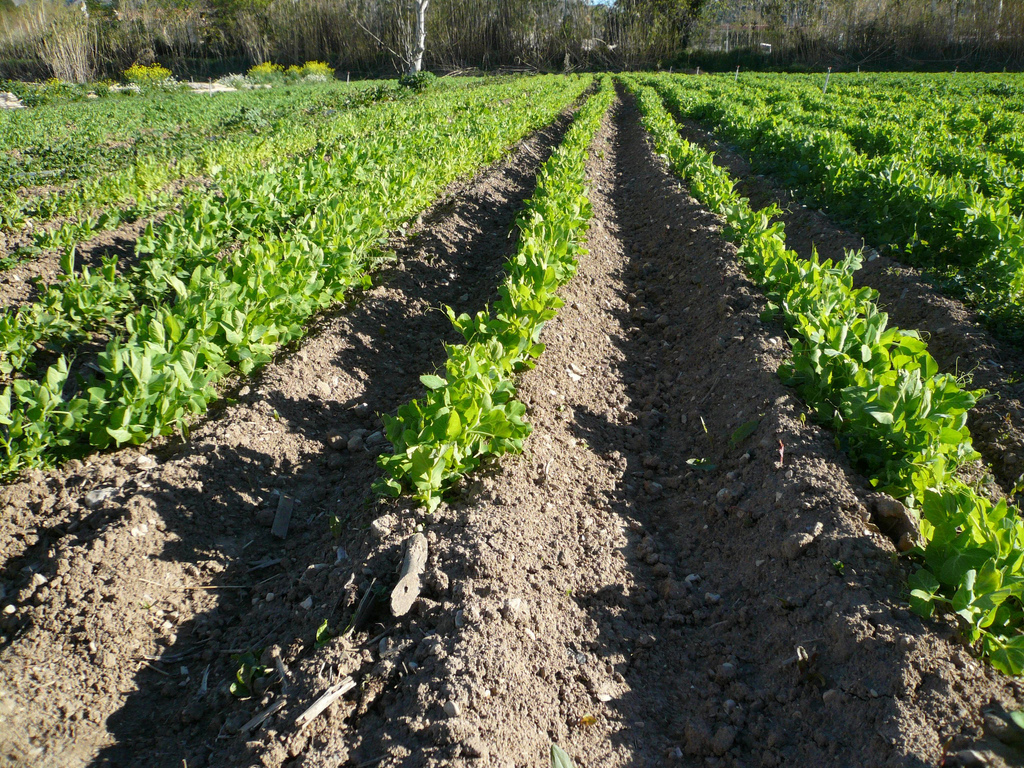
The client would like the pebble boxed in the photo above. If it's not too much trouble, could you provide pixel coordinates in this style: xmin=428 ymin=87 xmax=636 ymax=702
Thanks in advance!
xmin=84 ymin=487 xmax=116 ymax=508
xmin=822 ymin=689 xmax=841 ymax=705
xmin=781 ymin=532 xmax=815 ymax=561
xmin=716 ymin=662 xmax=736 ymax=683
xmin=299 ymin=596 xmax=313 ymax=610
xmin=256 ymin=508 xmax=276 ymax=527
xmin=370 ymin=516 xmax=395 ymax=540
xmin=443 ymin=700 xmax=462 ymax=717
xmin=501 ymin=598 xmax=526 ymax=622
xmin=705 ymin=592 xmax=721 ymax=605
xmin=711 ymin=725 xmax=737 ymax=755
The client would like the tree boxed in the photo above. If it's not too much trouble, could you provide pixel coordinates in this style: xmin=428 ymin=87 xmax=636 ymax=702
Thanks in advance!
xmin=407 ymin=0 xmax=428 ymax=73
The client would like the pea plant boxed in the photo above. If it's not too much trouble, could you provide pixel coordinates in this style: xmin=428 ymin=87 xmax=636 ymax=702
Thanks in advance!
xmin=628 ymin=77 xmax=1024 ymax=674
xmin=376 ymin=77 xmax=614 ymax=512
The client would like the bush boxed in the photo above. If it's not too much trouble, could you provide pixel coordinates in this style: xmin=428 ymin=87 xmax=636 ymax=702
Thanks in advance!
xmin=217 ymin=74 xmax=253 ymax=90
xmin=1 ymin=78 xmax=87 ymax=106
xmin=299 ymin=61 xmax=334 ymax=79
xmin=123 ymin=63 xmax=173 ymax=86
xmin=247 ymin=62 xmax=284 ymax=84
xmin=398 ymin=71 xmax=437 ymax=91
xmin=285 ymin=61 xmax=335 ymax=83
xmin=222 ymin=105 xmax=271 ymax=133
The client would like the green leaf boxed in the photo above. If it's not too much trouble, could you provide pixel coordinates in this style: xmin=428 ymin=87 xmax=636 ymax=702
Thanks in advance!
xmin=550 ymin=745 xmax=575 ymax=768
xmin=446 ymin=409 xmax=462 ymax=438
xmin=686 ymin=457 xmax=717 ymax=471
xmin=315 ymin=619 xmax=332 ymax=648
xmin=420 ymin=374 xmax=447 ymax=390
xmin=730 ymin=419 xmax=760 ymax=447
xmin=985 ymin=633 xmax=1024 ymax=676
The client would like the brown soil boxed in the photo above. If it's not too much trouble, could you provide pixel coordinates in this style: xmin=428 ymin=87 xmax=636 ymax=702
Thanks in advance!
xmin=671 ymin=116 xmax=1024 ymax=501
xmin=0 ymin=175 xmax=209 ymax=311
xmin=0 ymin=218 xmax=154 ymax=310
xmin=0 ymin=112 xmax=575 ymax=768
xmin=2 ymin=94 xmax=1023 ymax=768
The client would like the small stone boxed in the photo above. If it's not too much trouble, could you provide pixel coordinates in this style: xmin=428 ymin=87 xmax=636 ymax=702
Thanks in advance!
xmin=85 ymin=487 xmax=116 ymax=508
xmin=501 ymin=598 xmax=525 ymax=622
xmin=705 ymin=592 xmax=721 ymax=605
xmin=256 ymin=508 xmax=275 ymax=527
xmin=462 ymin=737 xmax=487 ymax=759
xmin=716 ymin=662 xmax=736 ymax=683
xmin=781 ymin=532 xmax=815 ymax=561
xmin=822 ymin=689 xmax=841 ymax=705
xmin=299 ymin=596 xmax=313 ymax=610
xmin=684 ymin=718 xmax=711 ymax=755
xmin=347 ymin=436 xmax=364 ymax=452
xmin=443 ymin=700 xmax=462 ymax=717
xmin=370 ymin=516 xmax=395 ymax=540
xmin=365 ymin=431 xmax=385 ymax=446
xmin=30 ymin=573 xmax=47 ymax=588
xmin=711 ymin=726 xmax=737 ymax=755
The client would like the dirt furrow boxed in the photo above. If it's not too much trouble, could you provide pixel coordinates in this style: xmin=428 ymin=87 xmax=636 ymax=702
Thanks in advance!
xmin=257 ymin=95 xmax=1021 ymax=768
xmin=0 ymin=114 xmax=573 ymax=768
xmin=668 ymin=113 xmax=1024 ymax=500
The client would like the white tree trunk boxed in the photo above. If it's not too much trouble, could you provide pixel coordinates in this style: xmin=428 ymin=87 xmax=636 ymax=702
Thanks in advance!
xmin=408 ymin=0 xmax=430 ymax=74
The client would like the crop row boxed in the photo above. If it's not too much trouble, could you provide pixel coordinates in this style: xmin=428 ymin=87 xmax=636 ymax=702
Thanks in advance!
xmin=0 ymin=78 xmax=575 ymax=382
xmin=0 ymin=75 xmax=590 ymax=477
xmin=0 ymin=80 xmax=375 ymax=197
xmin=626 ymin=78 xmax=1024 ymax=674
xmin=711 ymin=73 xmax=1024 ymax=212
xmin=0 ymin=80 xmax=421 ymax=250
xmin=646 ymin=74 xmax=1024 ymax=342
xmin=377 ymin=77 xmax=614 ymax=512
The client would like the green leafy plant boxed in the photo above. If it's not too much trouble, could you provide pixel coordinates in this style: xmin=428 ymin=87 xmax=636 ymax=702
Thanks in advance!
xmin=376 ymin=78 xmax=614 ymax=511
xmin=247 ymin=62 xmax=285 ymax=84
xmin=398 ymin=71 xmax=438 ymax=92
xmin=229 ymin=651 xmax=268 ymax=698
xmin=625 ymin=75 xmax=1024 ymax=674
xmin=550 ymin=744 xmax=576 ymax=768
xmin=0 ymin=76 xmax=592 ymax=479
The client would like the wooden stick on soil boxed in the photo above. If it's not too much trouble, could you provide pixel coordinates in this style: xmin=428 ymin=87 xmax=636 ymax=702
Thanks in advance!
xmin=294 ymin=677 xmax=356 ymax=729
xmin=390 ymin=533 xmax=428 ymax=617
xmin=242 ymin=698 xmax=287 ymax=733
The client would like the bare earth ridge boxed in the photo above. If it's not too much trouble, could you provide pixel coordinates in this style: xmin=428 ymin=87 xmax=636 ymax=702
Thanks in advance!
xmin=0 ymin=94 xmax=1022 ymax=768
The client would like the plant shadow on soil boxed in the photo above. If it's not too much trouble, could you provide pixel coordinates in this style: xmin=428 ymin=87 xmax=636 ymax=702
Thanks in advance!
xmin=73 ymin=115 xmax=574 ymax=767
xmin=335 ymin=94 xmax=1019 ymax=768
xmin=2 ymin=99 xmax=1019 ymax=768
xmin=547 ymin=93 xmax=1009 ymax=767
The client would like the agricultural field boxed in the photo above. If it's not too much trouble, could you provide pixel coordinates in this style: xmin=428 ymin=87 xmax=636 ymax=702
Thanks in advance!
xmin=2 ymin=70 xmax=1024 ymax=768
